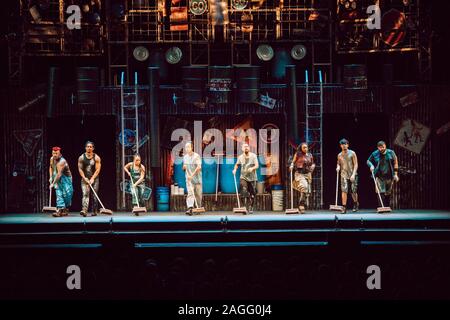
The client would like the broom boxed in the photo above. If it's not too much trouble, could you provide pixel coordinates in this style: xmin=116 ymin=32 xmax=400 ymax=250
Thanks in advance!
xmin=233 ymin=172 xmax=247 ymax=214
xmin=329 ymin=170 xmax=344 ymax=212
xmin=42 ymin=185 xmax=58 ymax=213
xmin=286 ymin=169 xmax=299 ymax=214
xmin=186 ymin=168 xmax=205 ymax=214
xmin=130 ymin=176 xmax=147 ymax=215
xmin=88 ymin=182 xmax=114 ymax=215
xmin=371 ymin=171 xmax=391 ymax=213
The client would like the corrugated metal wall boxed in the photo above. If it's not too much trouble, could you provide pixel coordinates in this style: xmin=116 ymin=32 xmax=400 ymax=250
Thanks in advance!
xmin=1 ymin=83 xmax=449 ymax=212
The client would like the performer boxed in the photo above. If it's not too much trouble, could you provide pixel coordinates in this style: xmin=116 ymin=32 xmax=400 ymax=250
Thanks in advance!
xmin=183 ymin=142 xmax=202 ymax=216
xmin=78 ymin=141 xmax=101 ymax=217
xmin=367 ymin=141 xmax=399 ymax=209
xmin=336 ymin=139 xmax=359 ymax=213
xmin=49 ymin=146 xmax=73 ymax=217
xmin=233 ymin=143 xmax=259 ymax=213
xmin=290 ymin=143 xmax=315 ymax=214
xmin=124 ymin=154 xmax=146 ymax=208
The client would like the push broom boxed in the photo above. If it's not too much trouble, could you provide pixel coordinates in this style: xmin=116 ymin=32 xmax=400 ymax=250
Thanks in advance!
xmin=129 ymin=177 xmax=146 ymax=216
xmin=186 ymin=168 xmax=205 ymax=214
xmin=329 ymin=170 xmax=344 ymax=212
xmin=233 ymin=172 xmax=247 ymax=214
xmin=286 ymin=169 xmax=299 ymax=214
xmin=371 ymin=171 xmax=392 ymax=213
xmin=88 ymin=182 xmax=113 ymax=215
xmin=42 ymin=185 xmax=58 ymax=213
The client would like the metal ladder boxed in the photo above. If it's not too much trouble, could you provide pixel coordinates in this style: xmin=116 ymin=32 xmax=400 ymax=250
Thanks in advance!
xmin=120 ymin=72 xmax=141 ymax=208
xmin=305 ymin=70 xmax=324 ymax=209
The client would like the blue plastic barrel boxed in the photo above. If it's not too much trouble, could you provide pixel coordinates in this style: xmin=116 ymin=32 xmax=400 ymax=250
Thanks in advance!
xmin=220 ymin=157 xmax=241 ymax=193
xmin=202 ymin=157 xmax=217 ymax=194
xmin=174 ymin=158 xmax=217 ymax=193
xmin=156 ymin=186 xmax=170 ymax=211
xmin=173 ymin=161 xmax=186 ymax=191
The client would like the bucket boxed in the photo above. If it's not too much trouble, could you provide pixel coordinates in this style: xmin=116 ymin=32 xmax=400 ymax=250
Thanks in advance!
xmin=272 ymin=189 xmax=284 ymax=211
xmin=219 ymin=157 xmax=241 ymax=194
xmin=257 ymin=181 xmax=265 ymax=194
xmin=156 ymin=186 xmax=170 ymax=211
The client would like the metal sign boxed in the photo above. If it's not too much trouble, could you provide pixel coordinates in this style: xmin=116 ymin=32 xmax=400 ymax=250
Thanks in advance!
xmin=189 ymin=0 xmax=208 ymax=15
xmin=394 ymin=119 xmax=430 ymax=154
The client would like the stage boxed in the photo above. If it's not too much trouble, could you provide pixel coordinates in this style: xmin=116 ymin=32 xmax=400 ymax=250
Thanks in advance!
xmin=2 ymin=210 xmax=450 ymax=247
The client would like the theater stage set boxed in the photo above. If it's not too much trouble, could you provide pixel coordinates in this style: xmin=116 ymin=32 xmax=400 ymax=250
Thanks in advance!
xmin=1 ymin=0 xmax=450 ymax=300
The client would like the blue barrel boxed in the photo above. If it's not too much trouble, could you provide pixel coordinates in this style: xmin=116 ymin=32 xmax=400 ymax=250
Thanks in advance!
xmin=220 ymin=157 xmax=241 ymax=193
xmin=173 ymin=161 xmax=186 ymax=191
xmin=174 ymin=158 xmax=217 ymax=193
xmin=271 ymin=184 xmax=283 ymax=191
xmin=202 ymin=157 xmax=217 ymax=194
xmin=156 ymin=186 xmax=170 ymax=211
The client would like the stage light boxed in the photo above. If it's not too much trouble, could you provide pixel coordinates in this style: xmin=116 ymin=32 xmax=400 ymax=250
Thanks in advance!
xmin=308 ymin=10 xmax=320 ymax=21
xmin=165 ymin=46 xmax=183 ymax=64
xmin=256 ymin=44 xmax=274 ymax=61
xmin=209 ymin=0 xmax=229 ymax=26
xmin=291 ymin=44 xmax=307 ymax=60
xmin=133 ymin=46 xmax=150 ymax=62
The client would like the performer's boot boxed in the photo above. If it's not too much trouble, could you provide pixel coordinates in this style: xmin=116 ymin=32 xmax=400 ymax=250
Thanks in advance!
xmin=341 ymin=205 xmax=347 ymax=214
xmin=352 ymin=202 xmax=359 ymax=212
xmin=385 ymin=194 xmax=391 ymax=208
xmin=185 ymin=207 xmax=193 ymax=216
xmin=248 ymin=196 xmax=254 ymax=214
xmin=298 ymin=193 xmax=306 ymax=214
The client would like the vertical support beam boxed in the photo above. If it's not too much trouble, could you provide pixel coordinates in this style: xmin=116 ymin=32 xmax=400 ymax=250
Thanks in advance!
xmin=148 ymin=67 xmax=160 ymax=168
xmin=286 ymin=65 xmax=299 ymax=145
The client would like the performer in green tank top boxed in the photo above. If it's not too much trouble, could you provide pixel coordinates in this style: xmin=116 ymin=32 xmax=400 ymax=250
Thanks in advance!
xmin=124 ymin=154 xmax=146 ymax=208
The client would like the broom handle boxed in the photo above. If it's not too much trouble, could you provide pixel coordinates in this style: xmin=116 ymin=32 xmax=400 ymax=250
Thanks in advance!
xmin=233 ymin=173 xmax=241 ymax=208
xmin=335 ymin=171 xmax=339 ymax=206
xmin=88 ymin=181 xmax=106 ymax=210
xmin=129 ymin=175 xmax=141 ymax=207
xmin=371 ymin=171 xmax=385 ymax=207
xmin=290 ymin=169 xmax=294 ymax=209
xmin=215 ymin=155 xmax=219 ymax=202
xmin=49 ymin=186 xmax=52 ymax=207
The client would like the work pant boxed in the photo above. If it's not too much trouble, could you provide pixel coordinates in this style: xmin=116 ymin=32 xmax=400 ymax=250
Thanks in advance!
xmin=240 ymin=179 xmax=256 ymax=207
xmin=186 ymin=181 xmax=202 ymax=208
xmin=81 ymin=178 xmax=99 ymax=212
xmin=131 ymin=183 xmax=145 ymax=207
xmin=375 ymin=177 xmax=393 ymax=207
xmin=293 ymin=172 xmax=311 ymax=207
xmin=55 ymin=175 xmax=73 ymax=209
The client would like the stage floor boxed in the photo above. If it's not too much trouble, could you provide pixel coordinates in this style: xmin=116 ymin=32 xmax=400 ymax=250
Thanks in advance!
xmin=1 ymin=210 xmax=450 ymax=244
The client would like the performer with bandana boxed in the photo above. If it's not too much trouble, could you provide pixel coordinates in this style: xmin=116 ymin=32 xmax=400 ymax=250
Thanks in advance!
xmin=49 ymin=146 xmax=73 ymax=217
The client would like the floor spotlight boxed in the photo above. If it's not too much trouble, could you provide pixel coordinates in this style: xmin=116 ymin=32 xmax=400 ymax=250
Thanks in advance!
xmin=133 ymin=46 xmax=150 ymax=62
xmin=291 ymin=44 xmax=307 ymax=61
xmin=165 ymin=46 xmax=183 ymax=64
xmin=256 ymin=44 xmax=274 ymax=62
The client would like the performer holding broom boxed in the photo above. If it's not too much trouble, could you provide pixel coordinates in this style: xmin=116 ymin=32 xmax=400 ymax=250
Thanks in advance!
xmin=233 ymin=143 xmax=259 ymax=214
xmin=183 ymin=142 xmax=203 ymax=216
xmin=336 ymin=139 xmax=359 ymax=213
xmin=367 ymin=141 xmax=399 ymax=210
xmin=49 ymin=146 xmax=73 ymax=217
xmin=124 ymin=154 xmax=146 ymax=208
xmin=289 ymin=143 xmax=315 ymax=214
xmin=78 ymin=141 xmax=101 ymax=217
